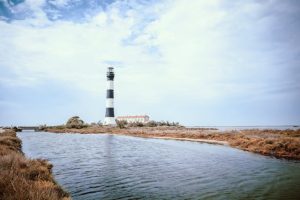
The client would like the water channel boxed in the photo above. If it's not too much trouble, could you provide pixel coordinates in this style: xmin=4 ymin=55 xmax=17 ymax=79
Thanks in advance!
xmin=18 ymin=131 xmax=300 ymax=200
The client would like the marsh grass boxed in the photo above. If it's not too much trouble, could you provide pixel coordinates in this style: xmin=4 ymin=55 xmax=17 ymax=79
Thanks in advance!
xmin=0 ymin=129 xmax=70 ymax=200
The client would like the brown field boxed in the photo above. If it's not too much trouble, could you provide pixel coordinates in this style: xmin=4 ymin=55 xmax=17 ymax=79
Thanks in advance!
xmin=0 ymin=129 xmax=70 ymax=200
xmin=46 ymin=126 xmax=300 ymax=160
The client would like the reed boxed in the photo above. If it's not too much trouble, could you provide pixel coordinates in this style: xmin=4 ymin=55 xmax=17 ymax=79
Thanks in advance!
xmin=0 ymin=129 xmax=70 ymax=200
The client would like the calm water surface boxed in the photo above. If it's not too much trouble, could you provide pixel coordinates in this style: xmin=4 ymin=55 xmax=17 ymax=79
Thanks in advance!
xmin=18 ymin=131 xmax=300 ymax=200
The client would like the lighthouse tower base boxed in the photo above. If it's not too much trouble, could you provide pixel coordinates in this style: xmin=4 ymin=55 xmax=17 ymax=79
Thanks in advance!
xmin=104 ymin=117 xmax=116 ymax=126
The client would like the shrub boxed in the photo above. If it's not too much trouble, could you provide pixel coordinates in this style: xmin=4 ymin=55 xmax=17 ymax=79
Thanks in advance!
xmin=116 ymin=120 xmax=127 ymax=129
xmin=66 ymin=116 xmax=85 ymax=129
xmin=128 ymin=122 xmax=144 ymax=127
xmin=147 ymin=120 xmax=181 ymax=127
xmin=146 ymin=121 xmax=158 ymax=127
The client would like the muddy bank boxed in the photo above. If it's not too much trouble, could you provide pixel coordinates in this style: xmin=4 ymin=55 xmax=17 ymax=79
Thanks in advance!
xmin=46 ymin=126 xmax=300 ymax=160
xmin=0 ymin=129 xmax=70 ymax=200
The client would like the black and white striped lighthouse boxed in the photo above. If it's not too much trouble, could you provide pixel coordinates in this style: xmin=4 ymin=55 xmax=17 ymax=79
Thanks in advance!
xmin=104 ymin=67 xmax=116 ymax=125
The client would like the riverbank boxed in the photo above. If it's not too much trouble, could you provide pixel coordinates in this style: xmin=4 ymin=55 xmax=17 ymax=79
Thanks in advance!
xmin=46 ymin=126 xmax=300 ymax=160
xmin=0 ymin=129 xmax=70 ymax=200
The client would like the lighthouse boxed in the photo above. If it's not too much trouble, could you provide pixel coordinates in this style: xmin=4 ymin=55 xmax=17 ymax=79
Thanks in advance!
xmin=104 ymin=67 xmax=116 ymax=125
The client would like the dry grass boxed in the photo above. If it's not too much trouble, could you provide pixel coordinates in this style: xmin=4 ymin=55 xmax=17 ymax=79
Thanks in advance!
xmin=0 ymin=129 xmax=70 ymax=200
xmin=228 ymin=135 xmax=300 ymax=160
xmin=241 ymin=128 xmax=300 ymax=137
xmin=0 ymin=130 xmax=22 ymax=157
xmin=46 ymin=126 xmax=300 ymax=160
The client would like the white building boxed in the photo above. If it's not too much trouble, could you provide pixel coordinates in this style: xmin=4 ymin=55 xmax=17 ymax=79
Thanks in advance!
xmin=116 ymin=115 xmax=150 ymax=124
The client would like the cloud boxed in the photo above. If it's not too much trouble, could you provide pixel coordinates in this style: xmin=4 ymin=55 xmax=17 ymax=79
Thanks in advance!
xmin=1 ymin=1 xmax=154 ymax=87
xmin=144 ymin=0 xmax=300 ymax=99
xmin=0 ymin=0 xmax=299 ymax=125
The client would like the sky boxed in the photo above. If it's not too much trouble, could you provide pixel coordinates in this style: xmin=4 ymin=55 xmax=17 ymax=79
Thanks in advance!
xmin=0 ymin=0 xmax=299 ymax=126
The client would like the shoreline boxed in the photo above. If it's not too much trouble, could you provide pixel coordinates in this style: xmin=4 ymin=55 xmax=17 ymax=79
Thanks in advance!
xmin=149 ymin=136 xmax=229 ymax=145
xmin=0 ymin=129 xmax=70 ymax=200
xmin=44 ymin=126 xmax=300 ymax=160
xmin=104 ymin=133 xmax=229 ymax=146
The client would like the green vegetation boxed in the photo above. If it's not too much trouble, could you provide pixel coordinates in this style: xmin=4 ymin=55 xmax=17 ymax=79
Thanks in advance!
xmin=116 ymin=120 xmax=127 ymax=129
xmin=116 ymin=120 xmax=182 ymax=128
xmin=0 ymin=129 xmax=70 ymax=200
xmin=43 ymin=117 xmax=102 ymax=130
xmin=66 ymin=116 xmax=87 ymax=129
xmin=43 ymin=116 xmax=181 ymax=130
xmin=145 ymin=120 xmax=181 ymax=127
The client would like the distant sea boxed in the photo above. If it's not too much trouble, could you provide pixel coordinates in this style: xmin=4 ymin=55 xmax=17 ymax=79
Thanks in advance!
xmin=187 ymin=125 xmax=300 ymax=131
